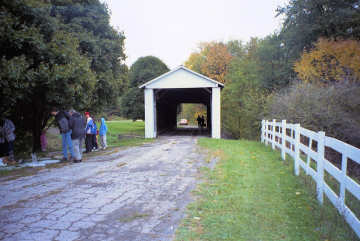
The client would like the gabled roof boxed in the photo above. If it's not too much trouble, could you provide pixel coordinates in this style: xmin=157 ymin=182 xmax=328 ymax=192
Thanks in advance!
xmin=139 ymin=65 xmax=224 ymax=89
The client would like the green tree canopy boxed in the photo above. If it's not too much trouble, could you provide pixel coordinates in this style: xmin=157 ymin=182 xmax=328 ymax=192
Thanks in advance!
xmin=0 ymin=0 xmax=127 ymax=152
xmin=121 ymin=56 xmax=169 ymax=121
xmin=128 ymin=56 xmax=169 ymax=87
xmin=277 ymin=0 xmax=360 ymax=60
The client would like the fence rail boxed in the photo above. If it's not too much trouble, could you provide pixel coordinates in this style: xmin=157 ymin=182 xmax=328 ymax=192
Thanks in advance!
xmin=261 ymin=119 xmax=360 ymax=238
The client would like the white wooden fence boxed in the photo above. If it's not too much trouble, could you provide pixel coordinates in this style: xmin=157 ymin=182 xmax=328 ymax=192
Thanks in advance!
xmin=261 ymin=119 xmax=360 ymax=238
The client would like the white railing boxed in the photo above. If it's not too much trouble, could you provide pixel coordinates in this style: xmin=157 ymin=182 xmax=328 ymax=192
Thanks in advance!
xmin=261 ymin=119 xmax=360 ymax=238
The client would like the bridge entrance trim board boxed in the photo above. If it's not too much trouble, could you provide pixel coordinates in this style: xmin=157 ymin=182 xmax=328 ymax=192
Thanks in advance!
xmin=139 ymin=66 xmax=223 ymax=139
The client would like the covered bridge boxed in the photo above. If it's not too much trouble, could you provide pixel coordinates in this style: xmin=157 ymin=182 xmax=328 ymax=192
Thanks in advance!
xmin=139 ymin=66 xmax=223 ymax=139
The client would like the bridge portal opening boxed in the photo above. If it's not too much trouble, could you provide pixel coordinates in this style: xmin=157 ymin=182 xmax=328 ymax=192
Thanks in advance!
xmin=155 ymin=88 xmax=211 ymax=136
xmin=177 ymin=103 xmax=207 ymax=127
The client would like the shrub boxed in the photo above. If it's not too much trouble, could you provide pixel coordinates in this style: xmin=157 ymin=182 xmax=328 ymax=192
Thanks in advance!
xmin=266 ymin=82 xmax=360 ymax=148
xmin=222 ymin=81 xmax=267 ymax=140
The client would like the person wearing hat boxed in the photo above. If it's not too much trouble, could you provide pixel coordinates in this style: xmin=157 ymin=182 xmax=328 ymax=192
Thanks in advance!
xmin=84 ymin=112 xmax=95 ymax=153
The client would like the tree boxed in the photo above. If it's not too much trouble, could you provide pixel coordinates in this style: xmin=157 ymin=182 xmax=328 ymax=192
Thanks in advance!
xmin=222 ymin=80 xmax=267 ymax=140
xmin=185 ymin=42 xmax=232 ymax=84
xmin=121 ymin=56 xmax=169 ymax=121
xmin=277 ymin=0 xmax=360 ymax=60
xmin=0 ymin=0 xmax=126 ymax=152
xmin=222 ymin=43 xmax=267 ymax=139
xmin=294 ymin=38 xmax=360 ymax=83
xmin=226 ymin=40 xmax=246 ymax=58
xmin=184 ymin=52 xmax=204 ymax=74
xmin=50 ymin=0 xmax=128 ymax=110
xmin=200 ymin=42 xmax=232 ymax=83
xmin=128 ymin=56 xmax=169 ymax=87
xmin=255 ymin=34 xmax=294 ymax=89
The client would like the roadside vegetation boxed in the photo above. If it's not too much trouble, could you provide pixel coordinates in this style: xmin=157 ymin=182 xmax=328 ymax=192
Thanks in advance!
xmin=176 ymin=138 xmax=359 ymax=241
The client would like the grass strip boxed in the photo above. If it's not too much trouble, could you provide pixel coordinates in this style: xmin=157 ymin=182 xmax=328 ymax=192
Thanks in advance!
xmin=175 ymin=138 xmax=359 ymax=241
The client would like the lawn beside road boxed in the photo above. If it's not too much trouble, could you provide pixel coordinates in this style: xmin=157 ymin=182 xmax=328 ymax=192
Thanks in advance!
xmin=106 ymin=120 xmax=152 ymax=147
xmin=176 ymin=138 xmax=358 ymax=241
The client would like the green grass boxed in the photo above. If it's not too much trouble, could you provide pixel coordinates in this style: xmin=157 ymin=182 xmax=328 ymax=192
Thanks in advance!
xmin=175 ymin=138 xmax=359 ymax=241
xmin=105 ymin=120 xmax=152 ymax=147
xmin=106 ymin=120 xmax=145 ymax=136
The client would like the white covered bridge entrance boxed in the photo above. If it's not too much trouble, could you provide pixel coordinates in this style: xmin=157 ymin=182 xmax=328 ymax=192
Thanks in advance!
xmin=139 ymin=66 xmax=223 ymax=139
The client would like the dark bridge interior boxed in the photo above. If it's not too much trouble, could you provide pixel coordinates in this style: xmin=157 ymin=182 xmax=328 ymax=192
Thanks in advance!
xmin=155 ymin=88 xmax=212 ymax=136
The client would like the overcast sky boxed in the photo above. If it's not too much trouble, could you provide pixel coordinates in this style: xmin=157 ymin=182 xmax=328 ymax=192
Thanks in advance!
xmin=103 ymin=0 xmax=289 ymax=68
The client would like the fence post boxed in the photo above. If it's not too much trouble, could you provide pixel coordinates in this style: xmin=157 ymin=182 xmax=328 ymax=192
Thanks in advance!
xmin=339 ymin=152 xmax=348 ymax=212
xmin=294 ymin=123 xmax=301 ymax=176
xmin=265 ymin=120 xmax=268 ymax=146
xmin=272 ymin=119 xmax=276 ymax=150
xmin=261 ymin=120 xmax=265 ymax=143
xmin=281 ymin=120 xmax=286 ymax=160
xmin=317 ymin=131 xmax=325 ymax=204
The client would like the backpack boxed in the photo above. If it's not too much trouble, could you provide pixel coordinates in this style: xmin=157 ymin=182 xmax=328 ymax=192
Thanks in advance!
xmin=58 ymin=117 xmax=69 ymax=133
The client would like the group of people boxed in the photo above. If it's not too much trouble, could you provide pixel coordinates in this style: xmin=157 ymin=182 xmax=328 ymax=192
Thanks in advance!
xmin=0 ymin=109 xmax=108 ymax=164
xmin=51 ymin=109 xmax=108 ymax=163
xmin=196 ymin=115 xmax=206 ymax=128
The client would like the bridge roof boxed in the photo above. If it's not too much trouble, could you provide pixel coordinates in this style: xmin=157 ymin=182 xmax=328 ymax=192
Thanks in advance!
xmin=139 ymin=66 xmax=224 ymax=89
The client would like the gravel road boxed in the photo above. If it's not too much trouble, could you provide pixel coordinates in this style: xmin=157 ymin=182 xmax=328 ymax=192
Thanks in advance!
xmin=0 ymin=136 xmax=211 ymax=241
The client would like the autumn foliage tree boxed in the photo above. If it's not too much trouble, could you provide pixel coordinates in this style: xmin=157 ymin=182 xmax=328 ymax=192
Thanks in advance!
xmin=200 ymin=42 xmax=232 ymax=83
xmin=184 ymin=52 xmax=204 ymax=74
xmin=294 ymin=38 xmax=360 ymax=83
xmin=185 ymin=42 xmax=232 ymax=83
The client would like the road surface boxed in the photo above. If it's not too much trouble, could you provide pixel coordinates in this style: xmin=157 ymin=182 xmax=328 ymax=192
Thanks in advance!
xmin=0 ymin=136 xmax=212 ymax=241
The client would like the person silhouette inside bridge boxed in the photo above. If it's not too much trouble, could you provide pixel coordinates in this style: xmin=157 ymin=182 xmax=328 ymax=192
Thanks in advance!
xmin=200 ymin=115 xmax=206 ymax=129
xmin=197 ymin=115 xmax=202 ymax=128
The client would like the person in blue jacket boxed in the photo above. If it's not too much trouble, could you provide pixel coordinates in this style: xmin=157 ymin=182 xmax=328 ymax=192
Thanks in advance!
xmin=85 ymin=112 xmax=95 ymax=153
xmin=91 ymin=120 xmax=98 ymax=151
xmin=99 ymin=118 xmax=108 ymax=150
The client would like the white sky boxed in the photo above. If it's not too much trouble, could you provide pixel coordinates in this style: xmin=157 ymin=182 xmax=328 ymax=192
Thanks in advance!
xmin=103 ymin=0 xmax=289 ymax=68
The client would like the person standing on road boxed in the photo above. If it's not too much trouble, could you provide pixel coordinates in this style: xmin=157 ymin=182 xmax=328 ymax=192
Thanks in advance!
xmin=51 ymin=109 xmax=74 ymax=161
xmin=99 ymin=117 xmax=108 ymax=150
xmin=69 ymin=109 xmax=85 ymax=163
xmin=0 ymin=117 xmax=16 ymax=162
xmin=91 ymin=120 xmax=98 ymax=151
xmin=201 ymin=115 xmax=206 ymax=128
xmin=197 ymin=115 xmax=202 ymax=128
xmin=85 ymin=112 xmax=95 ymax=153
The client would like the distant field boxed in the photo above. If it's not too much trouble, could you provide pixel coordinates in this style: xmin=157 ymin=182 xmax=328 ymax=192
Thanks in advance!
xmin=106 ymin=120 xmax=145 ymax=136
xmin=106 ymin=120 xmax=152 ymax=147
